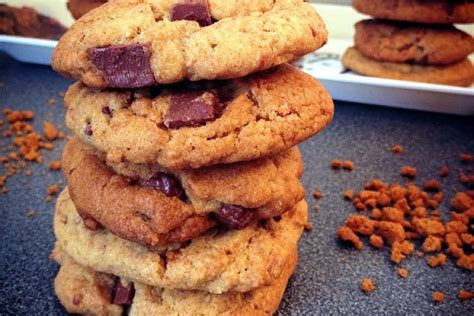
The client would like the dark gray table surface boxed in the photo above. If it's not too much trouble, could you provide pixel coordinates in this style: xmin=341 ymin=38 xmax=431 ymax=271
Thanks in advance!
xmin=0 ymin=52 xmax=473 ymax=315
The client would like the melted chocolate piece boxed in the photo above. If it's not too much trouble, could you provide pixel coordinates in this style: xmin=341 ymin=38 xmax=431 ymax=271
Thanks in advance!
xmin=88 ymin=44 xmax=156 ymax=88
xmin=170 ymin=0 xmax=212 ymax=26
xmin=164 ymin=90 xmax=221 ymax=129
xmin=101 ymin=106 xmax=112 ymax=116
xmin=84 ymin=123 xmax=93 ymax=136
xmin=112 ymin=278 xmax=135 ymax=306
xmin=216 ymin=204 xmax=255 ymax=230
xmin=138 ymin=172 xmax=185 ymax=199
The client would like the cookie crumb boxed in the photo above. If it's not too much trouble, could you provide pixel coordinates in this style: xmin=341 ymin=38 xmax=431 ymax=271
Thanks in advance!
xmin=460 ymin=153 xmax=473 ymax=163
xmin=48 ymin=160 xmax=61 ymax=171
xmin=47 ymin=184 xmax=59 ymax=195
xmin=43 ymin=121 xmax=59 ymax=140
xmin=457 ymin=290 xmax=473 ymax=300
xmin=313 ymin=191 xmax=323 ymax=200
xmin=330 ymin=159 xmax=343 ymax=169
xmin=338 ymin=226 xmax=363 ymax=249
xmin=392 ymin=145 xmax=404 ymax=154
xmin=360 ymin=278 xmax=375 ymax=294
xmin=423 ymin=179 xmax=441 ymax=191
xmin=47 ymin=98 xmax=56 ymax=105
xmin=439 ymin=167 xmax=449 ymax=177
xmin=369 ymin=234 xmax=384 ymax=248
xmin=427 ymin=254 xmax=447 ymax=268
xmin=342 ymin=160 xmax=354 ymax=171
xmin=432 ymin=291 xmax=445 ymax=303
xmin=25 ymin=210 xmax=36 ymax=217
xmin=400 ymin=166 xmax=417 ymax=178
xmin=397 ymin=268 xmax=409 ymax=279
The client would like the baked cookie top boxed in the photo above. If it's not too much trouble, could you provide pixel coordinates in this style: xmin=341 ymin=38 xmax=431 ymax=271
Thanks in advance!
xmin=342 ymin=47 xmax=474 ymax=87
xmin=355 ymin=19 xmax=474 ymax=65
xmin=65 ymin=64 xmax=334 ymax=169
xmin=353 ymin=0 xmax=474 ymax=24
xmin=52 ymin=0 xmax=328 ymax=88
xmin=53 ymin=189 xmax=308 ymax=294
xmin=67 ymin=0 xmax=107 ymax=19
xmin=52 ymin=248 xmax=297 ymax=315
xmin=63 ymin=137 xmax=304 ymax=247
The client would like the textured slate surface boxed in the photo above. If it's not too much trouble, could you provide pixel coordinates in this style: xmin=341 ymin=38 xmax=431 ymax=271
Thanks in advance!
xmin=0 ymin=52 xmax=473 ymax=315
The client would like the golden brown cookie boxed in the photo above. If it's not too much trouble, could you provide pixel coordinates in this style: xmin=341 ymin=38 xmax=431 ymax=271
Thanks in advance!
xmin=67 ymin=0 xmax=107 ymax=19
xmin=62 ymin=137 xmax=305 ymax=247
xmin=64 ymin=64 xmax=334 ymax=169
xmin=355 ymin=19 xmax=474 ymax=65
xmin=52 ymin=248 xmax=297 ymax=315
xmin=53 ymin=189 xmax=308 ymax=294
xmin=353 ymin=0 xmax=474 ymax=24
xmin=52 ymin=0 xmax=327 ymax=88
xmin=342 ymin=47 xmax=474 ymax=87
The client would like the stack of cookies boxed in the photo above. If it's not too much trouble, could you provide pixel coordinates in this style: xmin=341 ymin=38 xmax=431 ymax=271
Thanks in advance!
xmin=343 ymin=0 xmax=474 ymax=87
xmin=49 ymin=0 xmax=334 ymax=314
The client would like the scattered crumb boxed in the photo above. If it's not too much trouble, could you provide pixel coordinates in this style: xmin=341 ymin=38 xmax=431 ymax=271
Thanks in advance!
xmin=338 ymin=226 xmax=363 ymax=249
xmin=458 ymin=290 xmax=473 ymax=301
xmin=304 ymin=222 xmax=313 ymax=231
xmin=439 ymin=167 xmax=449 ymax=177
xmin=369 ymin=234 xmax=384 ymax=248
xmin=344 ymin=189 xmax=354 ymax=200
xmin=47 ymin=184 xmax=59 ymax=195
xmin=330 ymin=159 xmax=343 ymax=169
xmin=427 ymin=254 xmax=447 ymax=268
xmin=47 ymin=98 xmax=56 ymax=105
xmin=460 ymin=153 xmax=473 ymax=163
xmin=43 ymin=121 xmax=59 ymax=140
xmin=423 ymin=179 xmax=441 ymax=192
xmin=400 ymin=166 xmax=417 ymax=178
xmin=432 ymin=291 xmax=445 ymax=303
xmin=360 ymin=278 xmax=375 ymax=294
xmin=313 ymin=191 xmax=323 ymax=200
xmin=392 ymin=145 xmax=404 ymax=154
xmin=48 ymin=160 xmax=61 ymax=171
xmin=397 ymin=268 xmax=409 ymax=279
xmin=25 ymin=210 xmax=36 ymax=217
xmin=342 ymin=161 xmax=354 ymax=171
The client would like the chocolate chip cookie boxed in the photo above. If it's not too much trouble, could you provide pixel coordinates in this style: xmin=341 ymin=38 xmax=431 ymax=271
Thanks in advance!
xmin=52 ymin=0 xmax=328 ymax=88
xmin=355 ymin=20 xmax=474 ymax=65
xmin=53 ymin=189 xmax=308 ymax=294
xmin=67 ymin=0 xmax=107 ymax=19
xmin=65 ymin=64 xmax=334 ymax=169
xmin=353 ymin=0 xmax=474 ymax=24
xmin=52 ymin=248 xmax=297 ymax=315
xmin=342 ymin=47 xmax=474 ymax=87
xmin=63 ymin=137 xmax=305 ymax=247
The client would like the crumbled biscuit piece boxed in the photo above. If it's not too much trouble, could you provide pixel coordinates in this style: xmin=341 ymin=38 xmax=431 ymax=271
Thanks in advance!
xmin=391 ymin=240 xmax=414 ymax=264
xmin=48 ymin=160 xmax=61 ymax=171
xmin=377 ymin=221 xmax=405 ymax=245
xmin=424 ymin=179 xmax=441 ymax=192
xmin=412 ymin=207 xmax=428 ymax=218
xmin=460 ymin=153 xmax=473 ymax=163
xmin=365 ymin=180 xmax=387 ymax=191
xmin=338 ymin=226 xmax=363 ymax=249
xmin=25 ymin=210 xmax=36 ymax=217
xmin=360 ymin=278 xmax=375 ymax=294
xmin=370 ymin=208 xmax=383 ymax=220
xmin=369 ymin=234 xmax=384 ymax=248
xmin=47 ymin=184 xmax=59 ymax=195
xmin=397 ymin=268 xmax=409 ymax=279
xmin=450 ymin=192 xmax=472 ymax=211
xmin=347 ymin=215 xmax=375 ymax=236
xmin=313 ymin=191 xmax=323 ymax=200
xmin=391 ymin=145 xmax=404 ymax=154
xmin=456 ymin=254 xmax=474 ymax=271
xmin=43 ymin=121 xmax=59 ymax=140
xmin=422 ymin=235 xmax=442 ymax=252
xmin=439 ymin=167 xmax=449 ymax=177
xmin=400 ymin=166 xmax=417 ymax=178
xmin=342 ymin=161 xmax=354 ymax=171
xmin=458 ymin=290 xmax=474 ymax=300
xmin=344 ymin=189 xmax=354 ymax=200
xmin=381 ymin=207 xmax=405 ymax=224
xmin=412 ymin=218 xmax=446 ymax=237
xmin=427 ymin=254 xmax=447 ymax=268
xmin=330 ymin=160 xmax=343 ymax=169
xmin=459 ymin=173 xmax=474 ymax=185
xmin=445 ymin=221 xmax=468 ymax=234
xmin=432 ymin=291 xmax=445 ymax=302
xmin=460 ymin=233 xmax=473 ymax=247
xmin=0 ymin=157 xmax=8 ymax=163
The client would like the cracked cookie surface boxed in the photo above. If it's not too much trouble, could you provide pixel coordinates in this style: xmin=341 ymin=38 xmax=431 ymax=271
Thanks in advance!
xmin=65 ymin=64 xmax=334 ymax=169
xmin=355 ymin=19 xmax=474 ymax=65
xmin=52 ymin=0 xmax=327 ymax=88
xmin=342 ymin=47 xmax=474 ymax=87
xmin=63 ymin=137 xmax=304 ymax=247
xmin=53 ymin=189 xmax=308 ymax=294
xmin=52 ymin=248 xmax=297 ymax=316
xmin=353 ymin=0 xmax=474 ymax=24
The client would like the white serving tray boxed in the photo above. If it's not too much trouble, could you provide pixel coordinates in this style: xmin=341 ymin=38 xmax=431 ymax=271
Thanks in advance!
xmin=1 ymin=1 xmax=473 ymax=115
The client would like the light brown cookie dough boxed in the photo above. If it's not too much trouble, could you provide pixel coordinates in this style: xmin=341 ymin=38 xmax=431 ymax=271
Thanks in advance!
xmin=342 ymin=47 xmax=474 ymax=87
xmin=67 ymin=0 xmax=107 ymax=19
xmin=64 ymin=64 xmax=334 ymax=169
xmin=52 ymin=0 xmax=327 ymax=88
xmin=63 ymin=137 xmax=305 ymax=247
xmin=53 ymin=189 xmax=308 ymax=294
xmin=52 ymin=248 xmax=297 ymax=316
xmin=353 ymin=0 xmax=474 ymax=24
xmin=355 ymin=19 xmax=474 ymax=65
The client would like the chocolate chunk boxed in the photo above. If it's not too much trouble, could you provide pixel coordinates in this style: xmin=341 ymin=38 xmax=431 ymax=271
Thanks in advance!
xmin=164 ymin=90 xmax=221 ymax=129
xmin=216 ymin=204 xmax=255 ymax=230
xmin=84 ymin=123 xmax=93 ymax=136
xmin=88 ymin=44 xmax=156 ymax=88
xmin=112 ymin=279 xmax=135 ymax=306
xmin=138 ymin=172 xmax=185 ymax=199
xmin=170 ymin=0 xmax=212 ymax=26
xmin=101 ymin=106 xmax=112 ymax=116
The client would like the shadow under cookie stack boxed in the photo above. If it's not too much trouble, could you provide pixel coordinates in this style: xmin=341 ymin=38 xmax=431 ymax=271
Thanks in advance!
xmin=343 ymin=0 xmax=474 ymax=87
xmin=49 ymin=0 xmax=334 ymax=314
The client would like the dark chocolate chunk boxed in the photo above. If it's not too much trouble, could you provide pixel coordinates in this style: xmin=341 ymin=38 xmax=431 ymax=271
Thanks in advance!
xmin=138 ymin=172 xmax=185 ymax=199
xmin=216 ymin=204 xmax=255 ymax=230
xmin=101 ymin=106 xmax=112 ymax=116
xmin=164 ymin=90 xmax=221 ymax=129
xmin=112 ymin=278 xmax=135 ymax=306
xmin=170 ymin=0 xmax=212 ymax=26
xmin=88 ymin=44 xmax=156 ymax=88
xmin=84 ymin=123 xmax=93 ymax=136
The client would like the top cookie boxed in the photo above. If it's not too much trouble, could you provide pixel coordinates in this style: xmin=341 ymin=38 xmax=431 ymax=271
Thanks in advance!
xmin=353 ymin=0 xmax=474 ymax=24
xmin=67 ymin=0 xmax=107 ymax=19
xmin=52 ymin=0 xmax=328 ymax=88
